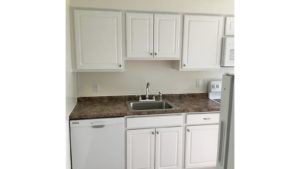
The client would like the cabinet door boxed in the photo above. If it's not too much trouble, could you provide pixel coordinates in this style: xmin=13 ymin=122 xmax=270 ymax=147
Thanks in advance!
xmin=154 ymin=14 xmax=181 ymax=60
xmin=74 ymin=10 xmax=123 ymax=70
xmin=182 ymin=15 xmax=223 ymax=70
xmin=221 ymin=37 xmax=234 ymax=67
xmin=127 ymin=129 xmax=155 ymax=169
xmin=126 ymin=13 xmax=153 ymax=59
xmin=185 ymin=125 xmax=219 ymax=168
xmin=225 ymin=17 xmax=234 ymax=36
xmin=155 ymin=127 xmax=183 ymax=169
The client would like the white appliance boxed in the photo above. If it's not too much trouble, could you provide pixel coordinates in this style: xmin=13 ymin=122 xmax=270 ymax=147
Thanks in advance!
xmin=70 ymin=118 xmax=125 ymax=169
xmin=221 ymin=37 xmax=234 ymax=67
xmin=208 ymin=80 xmax=222 ymax=103
xmin=217 ymin=74 xmax=234 ymax=169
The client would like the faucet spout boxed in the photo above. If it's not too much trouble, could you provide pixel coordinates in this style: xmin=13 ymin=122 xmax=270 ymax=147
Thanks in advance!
xmin=146 ymin=82 xmax=150 ymax=99
xmin=139 ymin=82 xmax=155 ymax=102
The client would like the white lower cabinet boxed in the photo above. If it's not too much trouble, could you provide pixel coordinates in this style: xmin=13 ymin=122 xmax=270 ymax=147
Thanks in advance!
xmin=155 ymin=127 xmax=183 ymax=169
xmin=127 ymin=129 xmax=155 ymax=169
xmin=127 ymin=127 xmax=183 ymax=169
xmin=185 ymin=125 xmax=219 ymax=169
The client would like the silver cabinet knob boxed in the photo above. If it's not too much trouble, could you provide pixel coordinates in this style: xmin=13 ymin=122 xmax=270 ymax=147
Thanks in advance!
xmin=154 ymin=52 xmax=157 ymax=56
xmin=187 ymin=128 xmax=190 ymax=132
xmin=118 ymin=64 xmax=122 ymax=68
xmin=150 ymin=52 xmax=153 ymax=55
xmin=183 ymin=64 xmax=186 ymax=67
xmin=156 ymin=131 xmax=159 ymax=134
xmin=151 ymin=131 xmax=155 ymax=135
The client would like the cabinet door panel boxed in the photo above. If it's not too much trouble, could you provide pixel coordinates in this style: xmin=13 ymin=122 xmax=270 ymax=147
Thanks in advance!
xmin=127 ymin=129 xmax=155 ymax=169
xmin=74 ymin=10 xmax=123 ymax=70
xmin=154 ymin=14 xmax=181 ymax=59
xmin=182 ymin=15 xmax=223 ymax=69
xmin=225 ymin=17 xmax=234 ymax=36
xmin=185 ymin=125 xmax=219 ymax=168
xmin=155 ymin=127 xmax=183 ymax=169
xmin=221 ymin=37 xmax=234 ymax=67
xmin=126 ymin=13 xmax=153 ymax=59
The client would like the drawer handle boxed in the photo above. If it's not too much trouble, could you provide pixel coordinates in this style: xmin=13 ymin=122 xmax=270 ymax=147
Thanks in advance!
xmin=156 ymin=131 xmax=159 ymax=135
xmin=187 ymin=128 xmax=190 ymax=132
xmin=151 ymin=131 xmax=155 ymax=135
xmin=203 ymin=117 xmax=211 ymax=120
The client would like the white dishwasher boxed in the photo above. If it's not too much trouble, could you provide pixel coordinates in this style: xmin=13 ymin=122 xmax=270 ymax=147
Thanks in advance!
xmin=70 ymin=117 xmax=125 ymax=169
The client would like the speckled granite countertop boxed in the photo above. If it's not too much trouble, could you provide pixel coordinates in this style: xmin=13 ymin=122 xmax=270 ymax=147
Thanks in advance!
xmin=69 ymin=93 xmax=220 ymax=120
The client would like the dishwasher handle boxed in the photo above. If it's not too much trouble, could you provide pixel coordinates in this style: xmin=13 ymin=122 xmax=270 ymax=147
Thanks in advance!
xmin=90 ymin=121 xmax=106 ymax=128
xmin=91 ymin=124 xmax=105 ymax=128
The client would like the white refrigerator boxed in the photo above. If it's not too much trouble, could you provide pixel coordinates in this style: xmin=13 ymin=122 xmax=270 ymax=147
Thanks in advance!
xmin=217 ymin=74 xmax=234 ymax=169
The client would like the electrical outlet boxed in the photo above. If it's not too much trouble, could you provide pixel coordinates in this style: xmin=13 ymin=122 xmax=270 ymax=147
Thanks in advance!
xmin=93 ymin=84 xmax=101 ymax=93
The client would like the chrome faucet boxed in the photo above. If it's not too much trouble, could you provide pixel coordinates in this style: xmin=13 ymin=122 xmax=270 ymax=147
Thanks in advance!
xmin=139 ymin=82 xmax=156 ymax=101
xmin=146 ymin=82 xmax=150 ymax=99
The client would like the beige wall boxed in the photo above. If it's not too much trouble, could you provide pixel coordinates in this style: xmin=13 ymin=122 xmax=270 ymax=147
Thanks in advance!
xmin=70 ymin=0 xmax=234 ymax=15
xmin=78 ymin=61 xmax=233 ymax=97
xmin=71 ymin=0 xmax=234 ymax=97
xmin=67 ymin=0 xmax=77 ymax=114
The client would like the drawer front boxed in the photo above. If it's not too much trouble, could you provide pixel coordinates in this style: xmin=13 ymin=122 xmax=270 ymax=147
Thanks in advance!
xmin=187 ymin=113 xmax=220 ymax=125
xmin=126 ymin=115 xmax=184 ymax=129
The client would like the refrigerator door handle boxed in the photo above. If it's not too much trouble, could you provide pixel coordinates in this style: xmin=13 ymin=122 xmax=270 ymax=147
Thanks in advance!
xmin=218 ymin=121 xmax=225 ymax=164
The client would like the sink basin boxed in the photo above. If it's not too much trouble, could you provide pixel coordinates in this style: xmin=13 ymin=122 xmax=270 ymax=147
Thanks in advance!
xmin=128 ymin=101 xmax=175 ymax=111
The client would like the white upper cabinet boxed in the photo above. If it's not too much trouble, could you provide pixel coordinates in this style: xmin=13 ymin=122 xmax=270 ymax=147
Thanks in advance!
xmin=225 ymin=16 xmax=234 ymax=36
xmin=126 ymin=13 xmax=154 ymax=59
xmin=185 ymin=125 xmax=219 ymax=168
xmin=155 ymin=127 xmax=183 ymax=169
xmin=221 ymin=37 xmax=234 ymax=67
xmin=126 ymin=12 xmax=181 ymax=60
xmin=74 ymin=10 xmax=123 ymax=71
xmin=154 ymin=14 xmax=181 ymax=59
xmin=182 ymin=15 xmax=224 ymax=70
xmin=223 ymin=17 xmax=234 ymax=67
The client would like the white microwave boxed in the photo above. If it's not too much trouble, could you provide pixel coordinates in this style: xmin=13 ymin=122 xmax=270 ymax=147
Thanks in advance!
xmin=221 ymin=37 xmax=234 ymax=67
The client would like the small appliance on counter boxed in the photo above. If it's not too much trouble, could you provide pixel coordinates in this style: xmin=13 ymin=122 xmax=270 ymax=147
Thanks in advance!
xmin=208 ymin=80 xmax=222 ymax=104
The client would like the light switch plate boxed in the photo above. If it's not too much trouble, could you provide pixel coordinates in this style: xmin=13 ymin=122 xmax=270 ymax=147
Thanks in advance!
xmin=93 ymin=84 xmax=101 ymax=93
xmin=196 ymin=79 xmax=204 ymax=88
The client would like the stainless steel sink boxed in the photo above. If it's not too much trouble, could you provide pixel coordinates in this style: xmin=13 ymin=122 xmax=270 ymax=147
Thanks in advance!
xmin=128 ymin=101 xmax=176 ymax=111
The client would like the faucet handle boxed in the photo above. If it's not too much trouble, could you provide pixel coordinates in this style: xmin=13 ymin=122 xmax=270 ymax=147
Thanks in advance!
xmin=158 ymin=91 xmax=163 ymax=101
